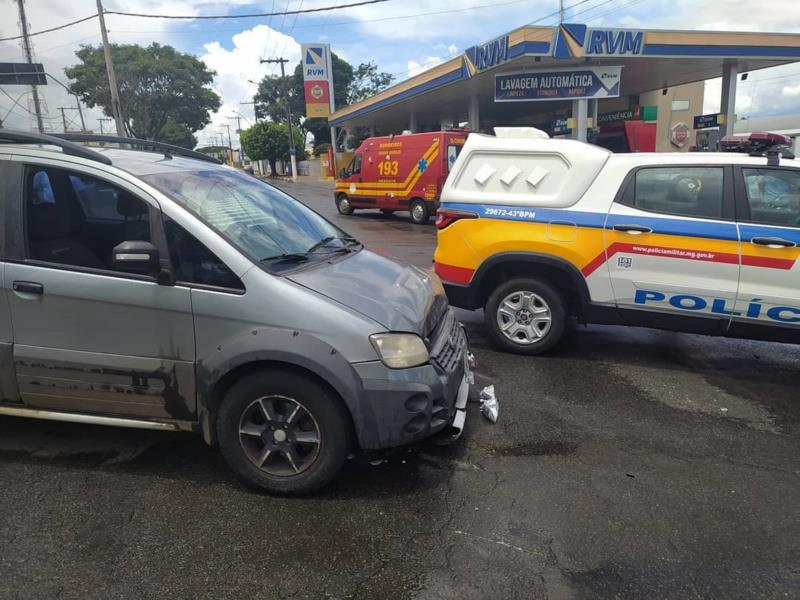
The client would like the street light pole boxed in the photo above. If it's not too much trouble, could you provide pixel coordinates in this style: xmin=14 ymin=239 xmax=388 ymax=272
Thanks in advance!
xmin=260 ymin=57 xmax=297 ymax=181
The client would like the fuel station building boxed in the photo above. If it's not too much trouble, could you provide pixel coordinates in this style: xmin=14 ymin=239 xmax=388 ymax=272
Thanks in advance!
xmin=328 ymin=24 xmax=800 ymax=153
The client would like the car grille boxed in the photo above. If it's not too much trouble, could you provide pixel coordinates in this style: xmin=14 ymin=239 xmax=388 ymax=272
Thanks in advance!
xmin=429 ymin=309 xmax=467 ymax=373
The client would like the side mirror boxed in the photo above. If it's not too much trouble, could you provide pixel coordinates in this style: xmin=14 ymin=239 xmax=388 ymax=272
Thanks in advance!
xmin=339 ymin=168 xmax=347 ymax=179
xmin=112 ymin=240 xmax=160 ymax=275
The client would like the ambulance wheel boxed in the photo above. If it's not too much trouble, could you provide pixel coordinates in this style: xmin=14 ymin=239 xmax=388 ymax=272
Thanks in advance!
xmin=485 ymin=278 xmax=566 ymax=355
xmin=336 ymin=193 xmax=354 ymax=216
xmin=409 ymin=199 xmax=429 ymax=225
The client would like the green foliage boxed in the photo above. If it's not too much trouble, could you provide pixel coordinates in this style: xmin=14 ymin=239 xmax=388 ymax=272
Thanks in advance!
xmin=158 ymin=118 xmax=197 ymax=149
xmin=65 ymin=43 xmax=220 ymax=142
xmin=347 ymin=62 xmax=394 ymax=105
xmin=253 ymin=53 xmax=392 ymax=147
xmin=313 ymin=142 xmax=330 ymax=157
xmin=241 ymin=121 xmax=306 ymax=175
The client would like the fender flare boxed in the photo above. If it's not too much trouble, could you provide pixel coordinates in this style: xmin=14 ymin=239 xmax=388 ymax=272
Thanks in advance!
xmin=195 ymin=327 xmax=375 ymax=445
xmin=466 ymin=251 xmax=593 ymax=312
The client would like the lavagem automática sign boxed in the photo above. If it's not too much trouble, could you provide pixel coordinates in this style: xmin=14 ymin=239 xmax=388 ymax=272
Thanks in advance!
xmin=495 ymin=66 xmax=622 ymax=102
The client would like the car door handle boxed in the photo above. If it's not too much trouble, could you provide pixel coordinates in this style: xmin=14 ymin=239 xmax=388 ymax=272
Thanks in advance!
xmin=613 ymin=224 xmax=653 ymax=234
xmin=751 ymin=236 xmax=797 ymax=248
xmin=12 ymin=281 xmax=43 ymax=295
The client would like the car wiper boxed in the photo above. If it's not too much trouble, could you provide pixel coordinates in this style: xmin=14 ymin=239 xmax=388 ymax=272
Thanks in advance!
xmin=306 ymin=236 xmax=360 ymax=254
xmin=260 ymin=253 xmax=309 ymax=263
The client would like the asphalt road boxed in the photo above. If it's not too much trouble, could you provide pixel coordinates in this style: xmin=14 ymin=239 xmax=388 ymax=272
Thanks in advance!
xmin=1 ymin=178 xmax=799 ymax=599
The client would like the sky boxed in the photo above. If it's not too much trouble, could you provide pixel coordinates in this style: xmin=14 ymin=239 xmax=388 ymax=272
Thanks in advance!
xmin=1 ymin=0 xmax=799 ymax=148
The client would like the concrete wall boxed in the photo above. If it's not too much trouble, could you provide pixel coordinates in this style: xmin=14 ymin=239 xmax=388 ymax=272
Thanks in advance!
xmin=640 ymin=81 xmax=705 ymax=152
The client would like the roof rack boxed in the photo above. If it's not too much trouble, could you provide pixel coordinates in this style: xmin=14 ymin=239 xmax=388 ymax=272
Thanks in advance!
xmin=0 ymin=129 xmax=112 ymax=165
xmin=53 ymin=133 xmax=222 ymax=165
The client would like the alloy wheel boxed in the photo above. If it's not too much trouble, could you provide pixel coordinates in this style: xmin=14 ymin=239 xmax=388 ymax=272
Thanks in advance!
xmin=238 ymin=395 xmax=321 ymax=476
xmin=496 ymin=290 xmax=552 ymax=345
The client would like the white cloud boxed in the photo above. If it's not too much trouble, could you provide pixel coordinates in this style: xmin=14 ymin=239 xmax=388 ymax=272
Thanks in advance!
xmin=198 ymin=25 xmax=302 ymax=148
xmin=782 ymin=83 xmax=800 ymax=97
xmin=407 ymin=56 xmax=445 ymax=77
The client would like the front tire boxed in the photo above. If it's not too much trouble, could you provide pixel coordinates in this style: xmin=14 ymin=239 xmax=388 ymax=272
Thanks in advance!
xmin=409 ymin=198 xmax=429 ymax=225
xmin=484 ymin=278 xmax=566 ymax=355
xmin=336 ymin=193 xmax=354 ymax=216
xmin=217 ymin=370 xmax=352 ymax=495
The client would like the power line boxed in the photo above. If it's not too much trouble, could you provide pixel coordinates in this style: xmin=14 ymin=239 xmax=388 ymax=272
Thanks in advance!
xmin=107 ymin=0 xmax=393 ymax=20
xmin=0 ymin=13 xmax=97 ymax=43
xmin=0 ymin=0 xmax=394 ymax=42
xmin=385 ymin=0 xmax=603 ymax=82
xmin=104 ymin=0 xmax=603 ymax=37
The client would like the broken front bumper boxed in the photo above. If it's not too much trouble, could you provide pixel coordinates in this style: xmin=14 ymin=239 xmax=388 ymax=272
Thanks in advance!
xmin=351 ymin=317 xmax=474 ymax=450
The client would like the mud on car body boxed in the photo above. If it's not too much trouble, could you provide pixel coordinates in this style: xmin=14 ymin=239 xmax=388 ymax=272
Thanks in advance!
xmin=0 ymin=131 xmax=472 ymax=494
xmin=434 ymin=128 xmax=800 ymax=354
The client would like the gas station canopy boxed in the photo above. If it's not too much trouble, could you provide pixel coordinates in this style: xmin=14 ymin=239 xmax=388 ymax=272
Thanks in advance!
xmin=328 ymin=24 xmax=800 ymax=140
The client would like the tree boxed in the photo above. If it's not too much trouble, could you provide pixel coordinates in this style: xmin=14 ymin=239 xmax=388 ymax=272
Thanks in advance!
xmin=254 ymin=53 xmax=392 ymax=148
xmin=240 ymin=121 xmax=306 ymax=177
xmin=158 ymin=118 xmax=197 ymax=149
xmin=65 ymin=43 xmax=221 ymax=142
xmin=347 ymin=62 xmax=394 ymax=104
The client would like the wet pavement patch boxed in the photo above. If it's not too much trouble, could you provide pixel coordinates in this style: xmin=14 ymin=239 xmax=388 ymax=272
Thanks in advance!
xmin=486 ymin=439 xmax=578 ymax=457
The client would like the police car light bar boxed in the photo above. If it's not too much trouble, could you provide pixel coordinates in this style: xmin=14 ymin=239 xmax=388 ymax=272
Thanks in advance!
xmin=719 ymin=131 xmax=795 ymax=163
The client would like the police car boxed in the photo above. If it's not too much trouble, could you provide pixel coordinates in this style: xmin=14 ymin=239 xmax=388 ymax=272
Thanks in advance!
xmin=434 ymin=128 xmax=800 ymax=354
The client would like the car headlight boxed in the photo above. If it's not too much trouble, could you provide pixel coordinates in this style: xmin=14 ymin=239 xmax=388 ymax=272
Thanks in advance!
xmin=369 ymin=333 xmax=429 ymax=369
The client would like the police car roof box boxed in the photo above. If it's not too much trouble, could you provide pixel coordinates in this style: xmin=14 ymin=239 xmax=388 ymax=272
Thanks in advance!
xmin=441 ymin=127 xmax=610 ymax=208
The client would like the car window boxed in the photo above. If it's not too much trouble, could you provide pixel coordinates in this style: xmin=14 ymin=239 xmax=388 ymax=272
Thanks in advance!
xmin=633 ymin=167 xmax=724 ymax=219
xmin=447 ymin=145 xmax=462 ymax=172
xmin=163 ymin=216 xmax=244 ymax=290
xmin=25 ymin=166 xmax=151 ymax=272
xmin=742 ymin=168 xmax=800 ymax=227
xmin=141 ymin=168 xmax=344 ymax=268
xmin=349 ymin=153 xmax=362 ymax=175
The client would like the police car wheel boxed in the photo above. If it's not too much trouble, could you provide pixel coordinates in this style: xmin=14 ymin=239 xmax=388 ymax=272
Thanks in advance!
xmin=409 ymin=199 xmax=429 ymax=224
xmin=336 ymin=194 xmax=354 ymax=215
xmin=485 ymin=278 xmax=566 ymax=355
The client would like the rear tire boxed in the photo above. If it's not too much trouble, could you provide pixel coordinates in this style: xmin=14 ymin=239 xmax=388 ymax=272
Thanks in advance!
xmin=484 ymin=278 xmax=566 ymax=355
xmin=217 ymin=370 xmax=352 ymax=495
xmin=409 ymin=199 xmax=429 ymax=225
xmin=336 ymin=193 xmax=354 ymax=216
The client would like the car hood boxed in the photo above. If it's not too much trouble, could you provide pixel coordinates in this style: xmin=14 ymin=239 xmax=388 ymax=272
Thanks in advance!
xmin=286 ymin=249 xmax=448 ymax=337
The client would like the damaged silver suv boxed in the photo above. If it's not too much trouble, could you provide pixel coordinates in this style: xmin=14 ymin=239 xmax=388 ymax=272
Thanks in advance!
xmin=0 ymin=131 xmax=472 ymax=494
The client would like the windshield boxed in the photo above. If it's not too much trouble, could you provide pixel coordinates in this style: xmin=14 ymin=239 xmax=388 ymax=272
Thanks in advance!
xmin=142 ymin=168 xmax=350 ymax=267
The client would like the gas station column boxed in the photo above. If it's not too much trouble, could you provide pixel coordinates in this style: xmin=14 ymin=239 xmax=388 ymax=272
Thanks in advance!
xmin=572 ymin=99 xmax=588 ymax=142
xmin=468 ymin=96 xmax=480 ymax=133
xmin=720 ymin=60 xmax=738 ymax=138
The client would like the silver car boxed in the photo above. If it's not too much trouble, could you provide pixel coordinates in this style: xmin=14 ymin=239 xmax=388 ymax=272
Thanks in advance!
xmin=0 ymin=131 xmax=472 ymax=494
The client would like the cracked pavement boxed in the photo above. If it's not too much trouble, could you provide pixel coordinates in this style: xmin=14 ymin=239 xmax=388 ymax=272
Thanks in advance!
xmin=0 ymin=178 xmax=798 ymax=599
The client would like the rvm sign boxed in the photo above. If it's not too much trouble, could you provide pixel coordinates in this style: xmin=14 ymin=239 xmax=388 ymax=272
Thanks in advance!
xmin=585 ymin=29 xmax=643 ymax=56
xmin=469 ymin=35 xmax=509 ymax=71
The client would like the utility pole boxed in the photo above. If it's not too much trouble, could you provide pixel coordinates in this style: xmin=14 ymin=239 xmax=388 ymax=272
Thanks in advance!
xmin=228 ymin=114 xmax=243 ymax=162
xmin=260 ymin=57 xmax=297 ymax=181
xmin=559 ymin=0 xmax=564 ymax=23
xmin=222 ymin=123 xmax=234 ymax=165
xmin=16 ymin=0 xmax=44 ymax=133
xmin=58 ymin=107 xmax=69 ymax=132
xmin=98 ymin=117 xmax=112 ymax=135
xmin=229 ymin=114 xmax=242 ymax=135
xmin=96 ymin=0 xmax=125 ymax=137
xmin=75 ymin=96 xmax=86 ymax=132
